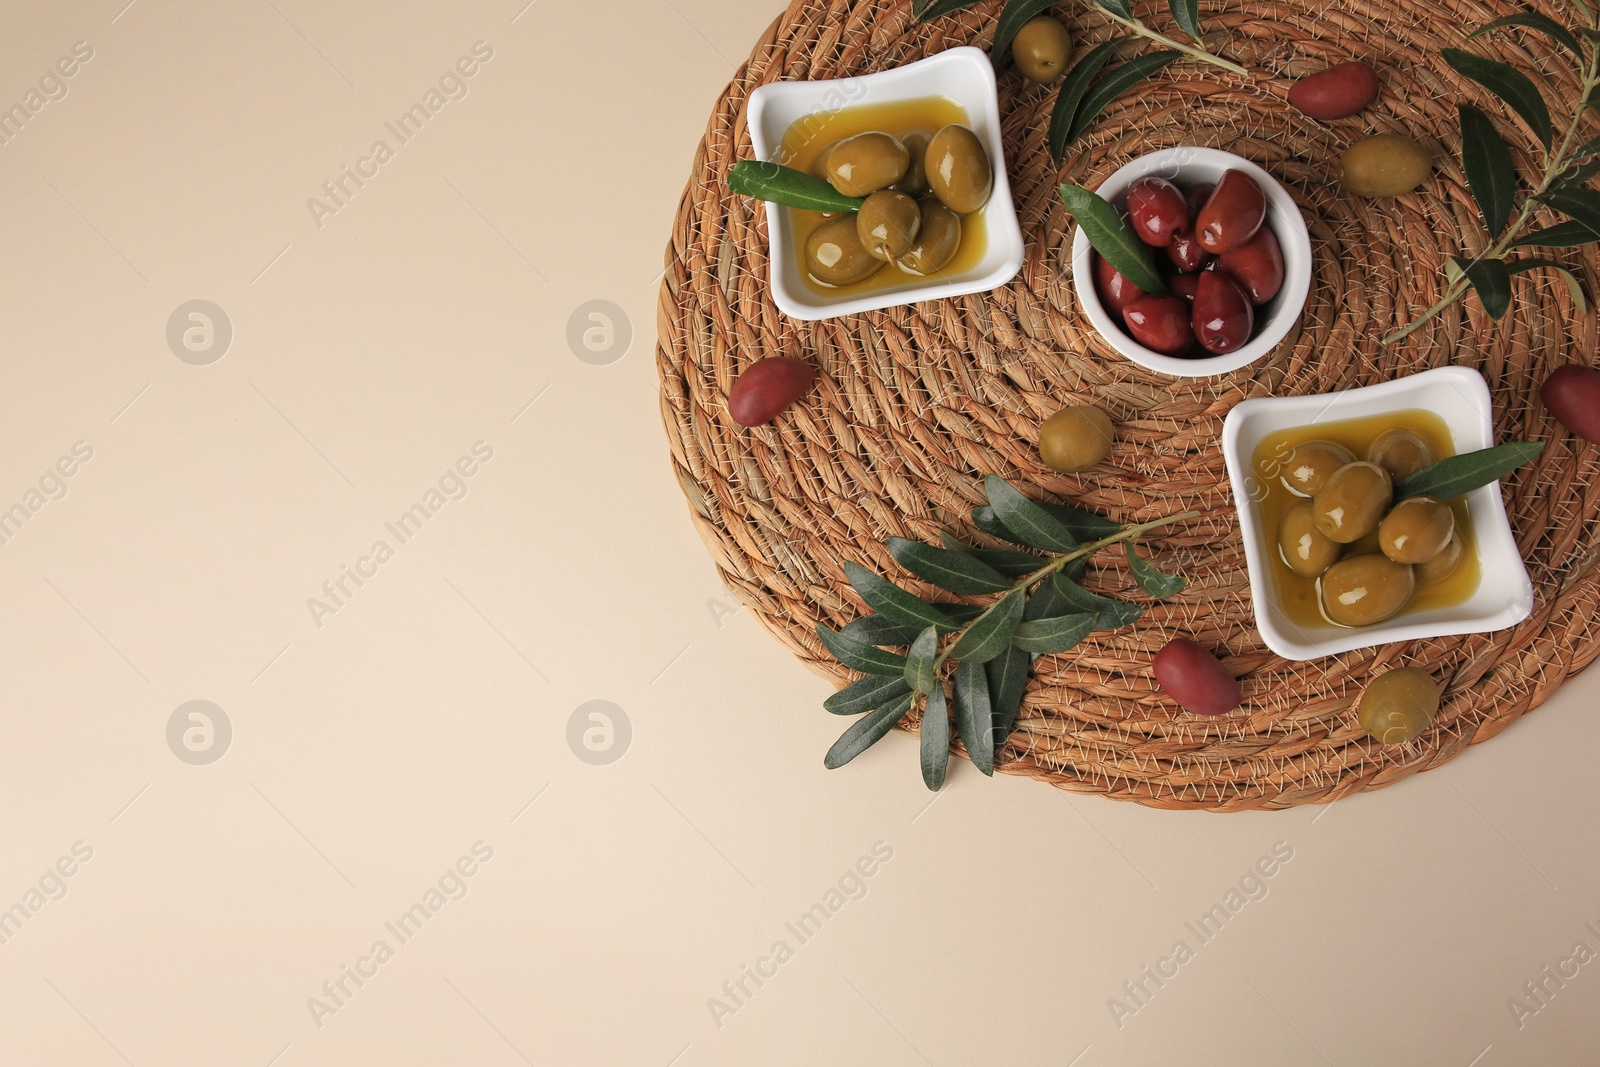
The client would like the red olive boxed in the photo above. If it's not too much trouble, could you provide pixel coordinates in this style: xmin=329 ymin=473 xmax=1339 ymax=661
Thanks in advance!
xmin=1196 ymin=170 xmax=1267 ymax=254
xmin=728 ymin=357 xmax=817 ymax=426
xmin=1192 ymin=271 xmax=1255 ymax=354
xmin=1093 ymin=252 xmax=1147 ymax=316
xmin=1168 ymin=232 xmax=1211 ymax=272
xmin=1123 ymin=294 xmax=1195 ymax=355
xmin=1288 ymin=61 xmax=1380 ymax=121
xmin=1170 ymin=273 xmax=1201 ymax=305
xmin=1183 ymin=183 xmax=1214 ymax=216
xmin=1215 ymin=226 xmax=1285 ymax=305
xmin=1125 ymin=176 xmax=1190 ymax=247
xmin=1542 ymin=364 xmax=1600 ymax=443
xmin=1153 ymin=638 xmax=1242 ymax=716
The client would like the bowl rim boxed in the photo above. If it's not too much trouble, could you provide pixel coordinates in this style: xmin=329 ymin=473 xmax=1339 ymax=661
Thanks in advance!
xmin=1070 ymin=146 xmax=1313 ymax=378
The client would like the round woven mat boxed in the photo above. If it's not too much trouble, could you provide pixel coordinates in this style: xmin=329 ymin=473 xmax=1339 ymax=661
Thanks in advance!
xmin=655 ymin=0 xmax=1600 ymax=810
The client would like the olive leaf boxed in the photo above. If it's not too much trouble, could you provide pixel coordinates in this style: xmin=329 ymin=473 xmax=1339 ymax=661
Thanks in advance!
xmin=1069 ymin=52 xmax=1183 ymax=143
xmin=1024 ymin=576 xmax=1069 ymax=621
xmin=991 ymin=0 xmax=1061 ymax=64
xmin=1468 ymin=13 xmax=1582 ymax=60
xmin=844 ymin=562 xmax=962 ymax=632
xmin=1097 ymin=0 xmax=1133 ymax=17
xmin=1049 ymin=40 xmax=1125 ymax=163
xmin=1060 ymin=184 xmax=1169 ymax=295
xmin=1508 ymin=257 xmax=1590 ymax=314
xmin=904 ymin=626 xmax=939 ymax=694
xmin=1125 ymin=541 xmax=1188 ymax=597
xmin=940 ymin=532 xmax=1048 ymax=578
xmin=817 ymin=623 xmax=910 ymax=676
xmin=913 ymin=0 xmax=984 ymax=19
xmin=985 ymin=643 xmax=1031 ymax=745
xmin=1555 ymin=158 xmax=1600 ymax=189
xmin=1052 ymin=573 xmax=1145 ymax=628
xmin=1442 ymin=48 xmax=1553 ymax=148
xmin=949 ymin=588 xmax=1026 ymax=663
xmin=953 ymin=659 xmax=995 ymax=775
xmin=1167 ymin=0 xmax=1203 ymax=42
xmin=726 ymin=161 xmax=865 ymax=213
xmin=1013 ymin=612 xmax=1097 ymax=654
xmin=1395 ymin=441 xmax=1546 ymax=501
xmin=841 ymin=614 xmax=920 ymax=647
xmin=1040 ymin=501 xmax=1123 ymax=539
xmin=1454 ymin=255 xmax=1514 ymax=319
xmin=825 ymin=673 xmax=913 ymax=716
xmin=1511 ymin=220 xmax=1600 ymax=247
xmin=824 ymin=691 xmax=915 ymax=768
xmin=888 ymin=536 xmax=1013 ymax=594
xmin=1459 ymin=104 xmax=1518 ymax=236
xmin=920 ymin=686 xmax=950 ymax=790
xmin=985 ymin=475 xmax=1082 ymax=552
xmin=1536 ymin=187 xmax=1600 ymax=234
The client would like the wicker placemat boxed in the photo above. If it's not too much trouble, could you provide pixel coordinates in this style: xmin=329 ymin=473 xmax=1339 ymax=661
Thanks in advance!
xmin=654 ymin=0 xmax=1600 ymax=810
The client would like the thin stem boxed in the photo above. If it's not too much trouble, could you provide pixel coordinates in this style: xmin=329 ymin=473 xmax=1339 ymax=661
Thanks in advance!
xmin=1079 ymin=0 xmax=1248 ymax=76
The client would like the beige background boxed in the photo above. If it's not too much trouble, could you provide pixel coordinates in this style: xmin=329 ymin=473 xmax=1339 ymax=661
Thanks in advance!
xmin=1 ymin=1 xmax=1598 ymax=1064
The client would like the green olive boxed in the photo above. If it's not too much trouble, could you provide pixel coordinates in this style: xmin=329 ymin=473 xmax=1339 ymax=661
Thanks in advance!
xmin=1367 ymin=428 xmax=1434 ymax=481
xmin=1379 ymin=496 xmax=1454 ymax=564
xmin=1320 ymin=553 xmax=1414 ymax=626
xmin=926 ymin=124 xmax=993 ymax=214
xmin=1281 ymin=441 xmax=1355 ymax=497
xmin=1356 ymin=667 xmax=1439 ymax=745
xmin=824 ymin=132 xmax=909 ymax=198
xmin=1313 ymin=461 xmax=1393 ymax=543
xmin=1415 ymin=533 xmax=1465 ymax=586
xmin=855 ymin=190 xmax=921 ymax=263
xmin=1278 ymin=501 xmax=1342 ymax=578
xmin=1012 ymin=17 xmax=1073 ymax=84
xmin=1038 ymin=405 xmax=1114 ymax=473
xmin=896 ymin=131 xmax=932 ymax=198
xmin=804 ymin=215 xmax=884 ymax=286
xmin=1339 ymin=134 xmax=1431 ymax=197
xmin=901 ymin=198 xmax=962 ymax=275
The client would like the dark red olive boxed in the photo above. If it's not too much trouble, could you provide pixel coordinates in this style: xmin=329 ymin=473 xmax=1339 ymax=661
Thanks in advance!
xmin=1170 ymin=273 xmax=1201 ymax=305
xmin=1196 ymin=170 xmax=1267 ymax=254
xmin=1123 ymin=294 xmax=1195 ymax=355
xmin=1168 ymin=232 xmax=1211 ymax=272
xmin=1093 ymin=252 xmax=1146 ymax=316
xmin=1542 ymin=364 xmax=1600 ymax=443
xmin=1183 ymin=183 xmax=1213 ymax=216
xmin=1215 ymin=226 xmax=1285 ymax=305
xmin=1154 ymin=638 xmax=1241 ymax=715
xmin=1192 ymin=271 xmax=1255 ymax=354
xmin=1125 ymin=176 xmax=1189 ymax=247
xmin=1289 ymin=61 xmax=1380 ymax=121
xmin=728 ymin=357 xmax=817 ymax=426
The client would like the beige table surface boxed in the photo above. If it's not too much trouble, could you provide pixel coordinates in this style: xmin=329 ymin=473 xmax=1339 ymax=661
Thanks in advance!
xmin=3 ymin=1 xmax=1598 ymax=1064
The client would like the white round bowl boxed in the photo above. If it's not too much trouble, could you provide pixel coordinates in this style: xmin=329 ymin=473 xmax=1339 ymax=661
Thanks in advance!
xmin=1069 ymin=146 xmax=1312 ymax=378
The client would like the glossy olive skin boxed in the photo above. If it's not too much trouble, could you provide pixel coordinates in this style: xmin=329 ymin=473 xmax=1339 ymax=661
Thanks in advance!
xmin=1288 ymin=61 xmax=1380 ymax=120
xmin=856 ymin=190 xmax=921 ymax=262
xmin=728 ymin=357 xmax=817 ymax=427
xmin=1196 ymin=170 xmax=1267 ymax=253
xmin=1278 ymin=500 xmax=1342 ymax=577
xmin=1170 ymin=272 xmax=1200 ymax=305
xmin=1321 ymin=553 xmax=1415 ymax=626
xmin=1367 ymin=427 xmax=1434 ymax=480
xmin=896 ymin=131 xmax=932 ymax=198
xmin=900 ymin=198 xmax=961 ymax=275
xmin=1012 ymin=17 xmax=1073 ymax=83
xmin=1168 ymin=231 xmax=1211 ymax=272
xmin=1379 ymin=496 xmax=1454 ymax=564
xmin=1356 ymin=667 xmax=1439 ymax=745
xmin=1192 ymin=270 xmax=1255 ymax=354
xmin=925 ymin=124 xmax=993 ymax=213
xmin=1123 ymin=294 xmax=1195 ymax=355
xmin=1339 ymin=134 xmax=1430 ymax=197
xmin=1313 ymin=461 xmax=1393 ymax=543
xmin=1282 ymin=441 xmax=1355 ymax=496
xmin=1093 ymin=252 xmax=1146 ymax=315
xmin=1038 ymin=405 xmax=1115 ymax=473
xmin=1541 ymin=364 xmax=1600 ymax=443
xmin=1415 ymin=533 xmax=1464 ymax=586
xmin=824 ymin=132 xmax=909 ymax=197
xmin=1126 ymin=176 xmax=1190 ymax=247
xmin=1154 ymin=638 xmax=1242 ymax=716
xmin=805 ymin=216 xmax=884 ymax=286
xmin=1215 ymin=226 xmax=1284 ymax=305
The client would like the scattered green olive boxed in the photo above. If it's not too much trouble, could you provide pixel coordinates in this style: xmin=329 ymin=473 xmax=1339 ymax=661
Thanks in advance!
xmin=1281 ymin=441 xmax=1355 ymax=496
xmin=1012 ymin=17 xmax=1073 ymax=84
xmin=855 ymin=190 xmax=921 ymax=263
xmin=1038 ymin=405 xmax=1115 ymax=473
xmin=1339 ymin=134 xmax=1431 ymax=197
xmin=1313 ymin=461 xmax=1393 ymax=543
xmin=804 ymin=216 xmax=884 ymax=286
xmin=1356 ymin=667 xmax=1439 ymax=745
xmin=896 ymin=130 xmax=933 ymax=198
xmin=1367 ymin=427 xmax=1434 ymax=481
xmin=900 ymin=198 xmax=962 ymax=275
xmin=926 ymin=124 xmax=993 ymax=214
xmin=1415 ymin=533 xmax=1465 ymax=586
xmin=1379 ymin=496 xmax=1454 ymax=564
xmin=1321 ymin=553 xmax=1415 ymax=626
xmin=1278 ymin=501 xmax=1342 ymax=578
xmin=824 ymin=132 xmax=910 ymax=198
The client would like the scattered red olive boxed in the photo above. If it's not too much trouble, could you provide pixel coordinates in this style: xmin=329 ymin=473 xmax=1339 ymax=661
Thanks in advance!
xmin=1288 ymin=60 xmax=1380 ymax=121
xmin=728 ymin=357 xmax=817 ymax=427
xmin=1542 ymin=364 xmax=1600 ymax=443
xmin=1153 ymin=638 xmax=1242 ymax=716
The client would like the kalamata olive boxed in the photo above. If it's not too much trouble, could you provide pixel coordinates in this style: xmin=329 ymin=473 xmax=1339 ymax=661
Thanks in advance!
xmin=1154 ymin=638 xmax=1242 ymax=716
xmin=1038 ymin=405 xmax=1115 ymax=473
xmin=1288 ymin=60 xmax=1380 ymax=120
xmin=1168 ymin=232 xmax=1210 ymax=272
xmin=1356 ymin=667 xmax=1439 ymax=744
xmin=1170 ymin=273 xmax=1201 ymax=305
xmin=1012 ymin=16 xmax=1073 ymax=84
xmin=1367 ymin=428 xmax=1434 ymax=481
xmin=925 ymin=124 xmax=993 ymax=213
xmin=1093 ymin=252 xmax=1146 ymax=315
xmin=1278 ymin=501 xmax=1342 ymax=577
xmin=1379 ymin=496 xmax=1454 ymax=564
xmin=1339 ymin=134 xmax=1430 ymax=197
xmin=1126 ymin=176 xmax=1190 ymax=247
xmin=1282 ymin=441 xmax=1356 ymax=496
xmin=1123 ymin=294 xmax=1195 ymax=355
xmin=856 ymin=190 xmax=921 ymax=262
xmin=1415 ymin=533 xmax=1465 ymax=586
xmin=729 ymin=357 xmax=817 ymax=427
xmin=1192 ymin=270 xmax=1255 ymax=354
xmin=1321 ymin=553 xmax=1415 ymax=626
xmin=1541 ymin=364 xmax=1600 ymax=443
xmin=1313 ymin=461 xmax=1393 ymax=543
xmin=1196 ymin=170 xmax=1267 ymax=253
xmin=804 ymin=216 xmax=884 ymax=286
xmin=1215 ymin=226 xmax=1284 ymax=304
xmin=896 ymin=131 xmax=932 ymax=198
xmin=1184 ymin=182 xmax=1213 ymax=216
xmin=900 ymin=198 xmax=962 ymax=275
xmin=825 ymin=132 xmax=909 ymax=197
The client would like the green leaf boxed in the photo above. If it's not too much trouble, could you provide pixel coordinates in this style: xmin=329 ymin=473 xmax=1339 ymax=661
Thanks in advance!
xmin=985 ymin=475 xmax=1083 ymax=552
xmin=888 ymin=536 xmax=1012 ymax=594
xmin=824 ymin=673 xmax=913 ymax=716
xmin=726 ymin=161 xmax=865 ymax=213
xmin=985 ymin=643 xmax=1031 ymax=745
xmin=1051 ymin=573 xmax=1145 ymax=629
xmin=949 ymin=589 xmax=1026 ymax=664
xmin=1013 ymin=612 xmax=1097 ymax=654
xmin=1097 ymin=0 xmax=1133 ymax=17
xmin=1455 ymin=255 xmax=1513 ymax=319
xmin=1040 ymin=501 xmax=1123 ymax=540
xmin=841 ymin=615 xmax=920 ymax=647
xmin=1556 ymin=159 xmax=1600 ymax=189
xmin=1573 ymin=132 xmax=1600 ymax=158
xmin=1469 ymin=13 xmax=1582 ymax=59
xmin=1459 ymin=104 xmax=1517 ymax=235
xmin=1060 ymin=183 xmax=1168 ymax=295
xmin=1167 ymin=0 xmax=1203 ymax=41
xmin=920 ymin=687 xmax=950 ymax=790
xmin=1124 ymin=542 xmax=1187 ymax=597
xmin=1511 ymin=220 xmax=1600 ymax=248
xmin=1441 ymin=48 xmax=1552 ymax=148
xmin=953 ymin=659 xmax=995 ymax=775
xmin=941 ymin=533 xmax=1048 ymax=578
xmin=1538 ymin=187 xmax=1600 ymax=235
xmin=816 ymin=623 xmax=909 ymax=675
xmin=1024 ymin=577 xmax=1069 ymax=621
xmin=824 ymin=692 xmax=914 ymax=768
xmin=1049 ymin=40 xmax=1125 ymax=162
xmin=992 ymin=0 xmax=1061 ymax=64
xmin=914 ymin=0 xmax=983 ymax=19
xmin=1069 ymin=52 xmax=1182 ymax=143
xmin=904 ymin=626 xmax=939 ymax=694
xmin=1395 ymin=441 xmax=1546 ymax=500
xmin=1508 ymin=257 xmax=1589 ymax=314
xmin=843 ymin=562 xmax=961 ymax=632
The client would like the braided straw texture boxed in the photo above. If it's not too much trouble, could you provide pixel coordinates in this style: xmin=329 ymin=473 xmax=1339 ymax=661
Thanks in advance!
xmin=655 ymin=0 xmax=1600 ymax=810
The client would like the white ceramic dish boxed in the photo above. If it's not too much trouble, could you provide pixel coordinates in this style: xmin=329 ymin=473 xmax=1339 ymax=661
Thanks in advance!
xmin=1221 ymin=366 xmax=1534 ymax=662
xmin=1071 ymin=146 xmax=1312 ymax=378
xmin=745 ymin=46 xmax=1025 ymax=321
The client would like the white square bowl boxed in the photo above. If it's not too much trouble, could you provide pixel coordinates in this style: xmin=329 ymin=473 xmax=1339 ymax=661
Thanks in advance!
xmin=1221 ymin=367 xmax=1534 ymax=662
xmin=746 ymin=46 xmax=1025 ymax=321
